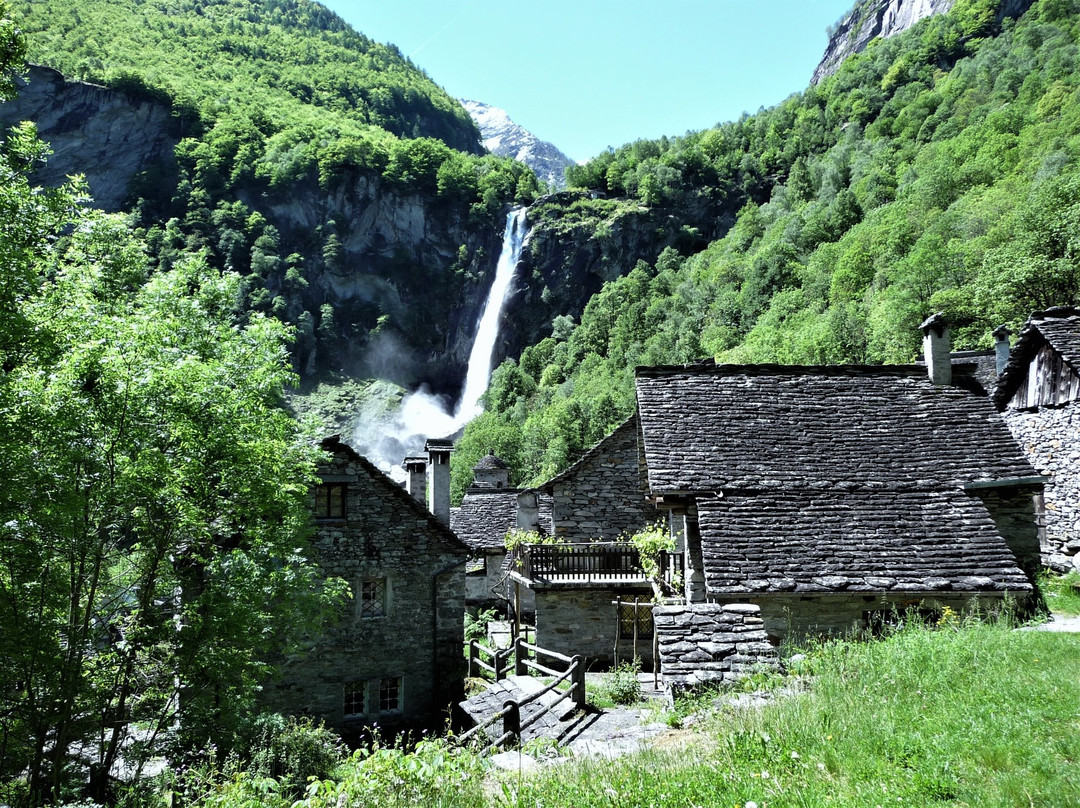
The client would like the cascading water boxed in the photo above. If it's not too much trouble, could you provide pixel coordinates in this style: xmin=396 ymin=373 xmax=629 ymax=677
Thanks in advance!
xmin=351 ymin=208 xmax=528 ymax=478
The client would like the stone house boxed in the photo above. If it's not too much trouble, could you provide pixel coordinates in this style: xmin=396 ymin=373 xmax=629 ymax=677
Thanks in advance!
xmin=635 ymin=316 xmax=1042 ymax=642
xmin=511 ymin=416 xmax=670 ymax=667
xmin=449 ymin=453 xmax=536 ymax=618
xmin=261 ymin=437 xmax=469 ymax=736
xmin=993 ymin=306 xmax=1080 ymax=572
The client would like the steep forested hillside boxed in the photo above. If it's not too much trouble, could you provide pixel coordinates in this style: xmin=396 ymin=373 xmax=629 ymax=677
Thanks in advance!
xmin=7 ymin=0 xmax=540 ymax=386
xmin=453 ymin=0 xmax=1080 ymax=498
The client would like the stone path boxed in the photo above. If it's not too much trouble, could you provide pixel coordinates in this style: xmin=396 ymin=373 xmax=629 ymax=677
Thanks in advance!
xmin=1019 ymin=611 xmax=1080 ymax=633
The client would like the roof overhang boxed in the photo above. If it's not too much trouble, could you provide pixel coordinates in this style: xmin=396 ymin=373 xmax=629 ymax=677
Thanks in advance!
xmin=963 ymin=476 xmax=1048 ymax=491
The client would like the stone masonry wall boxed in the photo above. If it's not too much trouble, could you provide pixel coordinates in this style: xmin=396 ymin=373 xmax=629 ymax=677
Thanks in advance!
xmin=550 ymin=419 xmax=654 ymax=541
xmin=709 ymin=592 xmax=1018 ymax=642
xmin=1001 ymin=405 xmax=1080 ymax=572
xmin=533 ymin=585 xmax=655 ymax=668
xmin=655 ymin=604 xmax=780 ymax=689
xmin=466 ymin=550 xmax=535 ymax=618
xmin=261 ymin=449 xmax=466 ymax=734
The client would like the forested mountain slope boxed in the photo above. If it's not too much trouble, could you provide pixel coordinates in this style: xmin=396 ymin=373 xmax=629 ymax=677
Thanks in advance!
xmin=6 ymin=0 xmax=540 ymax=389
xmin=452 ymin=0 xmax=1080 ymax=498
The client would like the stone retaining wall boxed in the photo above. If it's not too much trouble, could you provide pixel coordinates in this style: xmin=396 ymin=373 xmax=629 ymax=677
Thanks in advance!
xmin=655 ymin=603 xmax=780 ymax=689
xmin=1002 ymin=405 xmax=1080 ymax=572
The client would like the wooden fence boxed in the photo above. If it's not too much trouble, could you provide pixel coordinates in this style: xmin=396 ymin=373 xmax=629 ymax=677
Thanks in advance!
xmin=458 ymin=638 xmax=586 ymax=754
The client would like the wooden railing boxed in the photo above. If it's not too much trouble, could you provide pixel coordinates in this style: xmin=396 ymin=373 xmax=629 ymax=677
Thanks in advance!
xmin=511 ymin=542 xmax=683 ymax=586
xmin=467 ymin=640 xmax=511 ymax=681
xmin=457 ymin=638 xmax=586 ymax=754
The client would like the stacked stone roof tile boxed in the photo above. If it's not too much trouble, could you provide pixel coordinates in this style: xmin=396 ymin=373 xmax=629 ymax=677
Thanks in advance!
xmin=635 ymin=364 xmax=1036 ymax=494
xmin=698 ymin=491 xmax=1032 ymax=595
xmin=450 ymin=489 xmax=521 ymax=552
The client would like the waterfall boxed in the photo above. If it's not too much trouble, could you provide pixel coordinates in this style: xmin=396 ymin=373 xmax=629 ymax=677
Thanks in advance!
xmin=351 ymin=207 xmax=528 ymax=478
xmin=455 ymin=207 xmax=528 ymax=422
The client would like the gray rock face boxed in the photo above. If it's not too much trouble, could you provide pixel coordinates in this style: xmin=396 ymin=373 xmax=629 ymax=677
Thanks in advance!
xmin=462 ymin=100 xmax=575 ymax=189
xmin=813 ymin=0 xmax=956 ymax=84
xmin=1 ymin=65 xmax=178 ymax=211
xmin=812 ymin=0 xmax=1034 ymax=84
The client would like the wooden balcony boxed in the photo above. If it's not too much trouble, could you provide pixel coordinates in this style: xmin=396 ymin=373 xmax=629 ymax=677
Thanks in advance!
xmin=509 ymin=542 xmax=683 ymax=588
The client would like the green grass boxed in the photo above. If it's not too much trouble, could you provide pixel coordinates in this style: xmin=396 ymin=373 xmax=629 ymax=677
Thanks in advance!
xmin=193 ymin=618 xmax=1080 ymax=808
xmin=1043 ymin=572 xmax=1080 ymax=616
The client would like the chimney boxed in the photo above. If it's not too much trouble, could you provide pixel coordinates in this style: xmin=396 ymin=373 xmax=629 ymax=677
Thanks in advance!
xmin=919 ymin=312 xmax=952 ymax=386
xmin=993 ymin=324 xmax=1012 ymax=375
xmin=424 ymin=438 xmax=454 ymax=525
xmin=402 ymin=454 xmax=427 ymax=504
xmin=516 ymin=490 xmax=540 ymax=531
xmin=471 ymin=451 xmax=511 ymax=489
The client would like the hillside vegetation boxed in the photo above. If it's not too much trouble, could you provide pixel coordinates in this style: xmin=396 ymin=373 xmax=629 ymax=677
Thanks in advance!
xmin=454 ymin=0 xmax=1080 ymax=495
xmin=10 ymin=0 xmax=540 ymax=379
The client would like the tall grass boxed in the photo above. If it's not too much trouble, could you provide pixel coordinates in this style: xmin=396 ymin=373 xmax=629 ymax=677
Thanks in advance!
xmin=503 ymin=618 xmax=1080 ymax=808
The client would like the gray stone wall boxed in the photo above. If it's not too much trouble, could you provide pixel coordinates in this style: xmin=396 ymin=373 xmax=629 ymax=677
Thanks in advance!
xmin=550 ymin=419 xmax=654 ymax=541
xmin=709 ymin=591 xmax=1018 ymax=642
xmin=261 ymin=450 xmax=466 ymax=733
xmin=533 ymin=585 xmax=654 ymax=668
xmin=655 ymin=604 xmax=780 ymax=689
xmin=975 ymin=488 xmax=1043 ymax=580
xmin=1001 ymin=405 xmax=1080 ymax=571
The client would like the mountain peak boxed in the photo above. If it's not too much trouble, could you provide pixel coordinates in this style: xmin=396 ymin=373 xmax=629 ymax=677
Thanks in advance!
xmin=462 ymin=100 xmax=575 ymax=190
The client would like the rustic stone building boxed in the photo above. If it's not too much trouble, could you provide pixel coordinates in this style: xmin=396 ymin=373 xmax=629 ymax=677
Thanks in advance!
xmin=450 ymin=453 xmax=536 ymax=617
xmin=993 ymin=306 xmax=1080 ymax=572
xmin=635 ymin=341 xmax=1042 ymax=641
xmin=261 ymin=437 xmax=469 ymax=735
xmin=511 ymin=416 xmax=665 ymax=666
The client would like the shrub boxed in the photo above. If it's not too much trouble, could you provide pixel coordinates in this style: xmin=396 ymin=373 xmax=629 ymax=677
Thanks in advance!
xmin=246 ymin=714 xmax=346 ymax=797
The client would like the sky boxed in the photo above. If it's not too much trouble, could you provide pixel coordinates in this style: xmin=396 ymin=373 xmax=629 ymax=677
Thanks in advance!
xmin=319 ymin=0 xmax=857 ymax=163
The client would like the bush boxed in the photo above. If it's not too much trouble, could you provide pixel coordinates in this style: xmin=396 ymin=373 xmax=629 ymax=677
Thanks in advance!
xmin=246 ymin=714 xmax=346 ymax=797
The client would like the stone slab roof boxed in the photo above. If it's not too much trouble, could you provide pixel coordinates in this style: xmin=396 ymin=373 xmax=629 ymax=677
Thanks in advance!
xmin=474 ymin=452 xmax=511 ymax=470
xmin=994 ymin=307 xmax=1080 ymax=408
xmin=698 ymin=490 xmax=1032 ymax=595
xmin=450 ymin=489 xmax=522 ymax=552
xmin=635 ymin=364 xmax=1036 ymax=494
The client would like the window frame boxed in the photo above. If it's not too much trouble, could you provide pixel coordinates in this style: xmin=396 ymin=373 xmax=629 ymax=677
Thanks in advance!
xmin=314 ymin=482 xmax=347 ymax=520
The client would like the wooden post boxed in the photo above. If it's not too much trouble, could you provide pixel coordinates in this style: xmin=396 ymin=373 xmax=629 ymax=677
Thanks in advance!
xmin=614 ymin=596 xmax=621 ymax=663
xmin=467 ymin=640 xmax=476 ymax=678
xmin=653 ymin=617 xmax=660 ymax=689
xmin=633 ymin=596 xmax=639 ymax=662
xmin=570 ymin=655 xmax=586 ymax=712
xmin=515 ymin=636 xmax=527 ymax=676
xmin=495 ymin=648 xmax=508 ymax=681
xmin=502 ymin=699 xmax=520 ymax=746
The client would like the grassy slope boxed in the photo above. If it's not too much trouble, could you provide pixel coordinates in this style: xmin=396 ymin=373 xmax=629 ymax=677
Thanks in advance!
xmin=202 ymin=619 xmax=1080 ymax=807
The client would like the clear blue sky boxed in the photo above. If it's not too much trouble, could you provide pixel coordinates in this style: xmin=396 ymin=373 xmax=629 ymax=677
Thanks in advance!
xmin=319 ymin=0 xmax=856 ymax=163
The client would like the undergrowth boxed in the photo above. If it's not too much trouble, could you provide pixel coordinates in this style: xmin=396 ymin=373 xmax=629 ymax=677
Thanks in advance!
xmin=1043 ymin=571 xmax=1080 ymax=616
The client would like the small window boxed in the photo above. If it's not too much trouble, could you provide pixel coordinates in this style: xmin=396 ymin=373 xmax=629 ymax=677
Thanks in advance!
xmin=314 ymin=483 xmax=346 ymax=519
xmin=360 ymin=578 xmax=387 ymax=618
xmin=344 ymin=680 xmax=365 ymax=717
xmin=466 ymin=557 xmax=487 ymax=576
xmin=618 ymin=601 xmax=654 ymax=637
xmin=379 ymin=677 xmax=402 ymax=713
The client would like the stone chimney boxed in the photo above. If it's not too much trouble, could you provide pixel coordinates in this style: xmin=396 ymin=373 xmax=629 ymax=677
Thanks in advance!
xmin=993 ymin=324 xmax=1012 ymax=375
xmin=424 ymin=438 xmax=454 ymax=525
xmin=919 ymin=312 xmax=952 ymax=386
xmin=516 ymin=490 xmax=540 ymax=532
xmin=402 ymin=454 xmax=427 ymax=504
xmin=472 ymin=451 xmax=511 ymax=489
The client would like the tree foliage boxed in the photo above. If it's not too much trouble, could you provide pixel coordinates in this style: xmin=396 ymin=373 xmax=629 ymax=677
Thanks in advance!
xmin=0 ymin=15 xmax=342 ymax=800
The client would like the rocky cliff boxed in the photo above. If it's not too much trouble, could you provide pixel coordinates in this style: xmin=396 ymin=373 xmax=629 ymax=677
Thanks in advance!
xmin=462 ymin=100 xmax=576 ymax=190
xmin=0 ymin=65 xmax=507 ymax=394
xmin=812 ymin=0 xmax=1034 ymax=83
xmin=2 ymin=65 xmax=179 ymax=211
